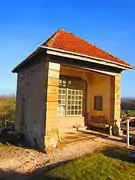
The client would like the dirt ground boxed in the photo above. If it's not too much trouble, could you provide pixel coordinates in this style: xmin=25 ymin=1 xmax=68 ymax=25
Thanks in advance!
xmin=0 ymin=130 xmax=135 ymax=180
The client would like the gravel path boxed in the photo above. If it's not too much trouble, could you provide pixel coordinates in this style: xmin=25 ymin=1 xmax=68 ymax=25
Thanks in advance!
xmin=0 ymin=131 xmax=134 ymax=180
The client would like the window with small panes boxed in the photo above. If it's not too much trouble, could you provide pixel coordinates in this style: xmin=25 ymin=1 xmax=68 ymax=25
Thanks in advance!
xmin=58 ymin=76 xmax=85 ymax=117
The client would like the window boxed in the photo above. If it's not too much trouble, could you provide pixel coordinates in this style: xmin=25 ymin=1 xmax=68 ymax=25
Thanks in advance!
xmin=94 ymin=96 xmax=102 ymax=111
xmin=58 ymin=88 xmax=66 ymax=116
xmin=58 ymin=76 xmax=85 ymax=116
xmin=67 ymin=89 xmax=83 ymax=115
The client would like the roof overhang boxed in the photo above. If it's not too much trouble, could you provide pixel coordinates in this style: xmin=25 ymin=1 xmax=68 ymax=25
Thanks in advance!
xmin=40 ymin=45 xmax=133 ymax=70
xmin=12 ymin=47 xmax=43 ymax=73
xmin=60 ymin=63 xmax=120 ymax=76
xmin=12 ymin=45 xmax=134 ymax=73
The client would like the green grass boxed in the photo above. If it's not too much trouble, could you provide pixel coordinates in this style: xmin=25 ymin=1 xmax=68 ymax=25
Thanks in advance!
xmin=29 ymin=148 xmax=135 ymax=180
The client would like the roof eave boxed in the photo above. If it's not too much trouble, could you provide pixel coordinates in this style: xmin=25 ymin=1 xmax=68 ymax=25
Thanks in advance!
xmin=12 ymin=44 xmax=133 ymax=73
xmin=12 ymin=47 xmax=44 ymax=73
xmin=40 ymin=45 xmax=133 ymax=70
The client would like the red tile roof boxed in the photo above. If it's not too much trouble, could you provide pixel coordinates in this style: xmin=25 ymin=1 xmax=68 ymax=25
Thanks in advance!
xmin=13 ymin=29 xmax=132 ymax=73
xmin=44 ymin=29 xmax=131 ymax=67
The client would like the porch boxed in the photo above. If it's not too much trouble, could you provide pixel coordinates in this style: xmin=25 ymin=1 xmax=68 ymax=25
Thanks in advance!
xmin=45 ymin=60 xmax=121 ymax=148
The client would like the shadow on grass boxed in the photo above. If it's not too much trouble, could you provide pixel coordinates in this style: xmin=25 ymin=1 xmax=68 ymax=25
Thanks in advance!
xmin=28 ymin=159 xmax=70 ymax=180
xmin=28 ymin=173 xmax=68 ymax=180
xmin=1 ymin=146 xmax=135 ymax=180
xmin=0 ymin=169 xmax=67 ymax=180
xmin=102 ymin=146 xmax=135 ymax=163
xmin=0 ymin=159 xmax=70 ymax=180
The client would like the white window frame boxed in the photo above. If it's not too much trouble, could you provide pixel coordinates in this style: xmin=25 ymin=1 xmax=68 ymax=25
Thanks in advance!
xmin=58 ymin=76 xmax=85 ymax=117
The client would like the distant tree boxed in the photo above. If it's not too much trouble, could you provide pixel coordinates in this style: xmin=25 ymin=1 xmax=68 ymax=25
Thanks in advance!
xmin=0 ymin=95 xmax=16 ymax=130
xmin=121 ymin=99 xmax=135 ymax=110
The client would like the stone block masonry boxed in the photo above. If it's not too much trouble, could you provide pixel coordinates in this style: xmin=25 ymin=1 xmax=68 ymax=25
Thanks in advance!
xmin=44 ymin=61 xmax=60 ymax=148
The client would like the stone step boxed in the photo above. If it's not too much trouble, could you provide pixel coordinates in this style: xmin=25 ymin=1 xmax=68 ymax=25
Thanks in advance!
xmin=76 ymin=126 xmax=88 ymax=131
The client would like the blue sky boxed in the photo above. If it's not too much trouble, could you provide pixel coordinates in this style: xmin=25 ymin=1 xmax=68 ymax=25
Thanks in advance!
xmin=0 ymin=0 xmax=135 ymax=97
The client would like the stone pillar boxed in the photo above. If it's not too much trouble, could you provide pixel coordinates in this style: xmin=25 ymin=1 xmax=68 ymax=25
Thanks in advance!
xmin=110 ymin=74 xmax=121 ymax=135
xmin=114 ymin=74 xmax=121 ymax=125
xmin=44 ymin=61 xmax=60 ymax=149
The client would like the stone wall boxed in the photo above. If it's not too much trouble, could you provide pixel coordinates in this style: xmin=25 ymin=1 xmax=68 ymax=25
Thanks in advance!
xmin=112 ymin=74 xmax=121 ymax=127
xmin=15 ymin=55 xmax=45 ymax=150
xmin=88 ymin=72 xmax=121 ymax=128
xmin=89 ymin=72 xmax=112 ymax=125
xmin=15 ymin=53 xmax=122 ymax=150
xmin=57 ymin=117 xmax=84 ymax=133
xmin=44 ymin=61 xmax=60 ymax=148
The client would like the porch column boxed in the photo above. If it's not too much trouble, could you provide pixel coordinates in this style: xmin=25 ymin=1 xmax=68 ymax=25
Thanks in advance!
xmin=44 ymin=61 xmax=60 ymax=149
xmin=111 ymin=74 xmax=121 ymax=135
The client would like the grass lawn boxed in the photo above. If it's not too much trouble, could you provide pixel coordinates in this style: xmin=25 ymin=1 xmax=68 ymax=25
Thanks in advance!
xmin=29 ymin=148 xmax=135 ymax=180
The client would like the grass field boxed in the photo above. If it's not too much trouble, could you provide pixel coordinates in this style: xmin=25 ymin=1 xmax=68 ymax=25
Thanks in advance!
xmin=29 ymin=148 xmax=135 ymax=180
xmin=121 ymin=110 xmax=135 ymax=115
